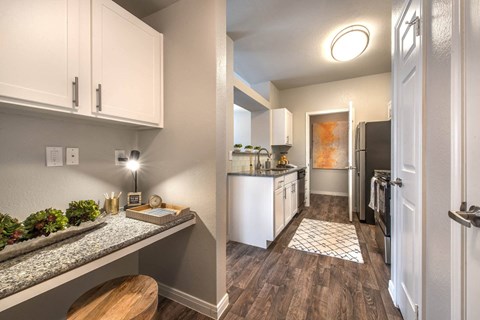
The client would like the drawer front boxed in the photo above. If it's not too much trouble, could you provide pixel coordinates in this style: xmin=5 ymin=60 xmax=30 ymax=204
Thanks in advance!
xmin=274 ymin=177 xmax=284 ymax=190
xmin=285 ymin=172 xmax=297 ymax=184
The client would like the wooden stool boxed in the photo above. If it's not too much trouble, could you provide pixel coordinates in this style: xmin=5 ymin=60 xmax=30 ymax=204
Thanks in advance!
xmin=67 ymin=275 xmax=158 ymax=320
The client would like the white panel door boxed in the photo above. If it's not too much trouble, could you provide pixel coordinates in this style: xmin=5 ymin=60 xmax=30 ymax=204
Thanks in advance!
xmin=92 ymin=0 xmax=162 ymax=126
xmin=450 ymin=0 xmax=480 ymax=318
xmin=0 ymin=0 xmax=80 ymax=110
xmin=347 ymin=103 xmax=355 ymax=222
xmin=393 ymin=0 xmax=423 ymax=319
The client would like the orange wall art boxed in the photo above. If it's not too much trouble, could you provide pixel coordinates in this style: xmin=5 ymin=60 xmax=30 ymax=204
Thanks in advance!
xmin=312 ymin=121 xmax=348 ymax=169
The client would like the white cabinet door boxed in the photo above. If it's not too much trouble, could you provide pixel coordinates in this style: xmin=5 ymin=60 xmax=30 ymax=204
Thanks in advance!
xmin=284 ymin=183 xmax=293 ymax=224
xmin=286 ymin=110 xmax=293 ymax=145
xmin=272 ymin=108 xmax=293 ymax=146
xmin=92 ymin=0 xmax=162 ymax=126
xmin=292 ymin=180 xmax=298 ymax=215
xmin=274 ymin=188 xmax=285 ymax=237
xmin=0 ymin=0 xmax=80 ymax=111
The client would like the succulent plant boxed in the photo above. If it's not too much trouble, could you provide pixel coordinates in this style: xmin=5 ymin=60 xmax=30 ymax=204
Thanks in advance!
xmin=234 ymin=144 xmax=243 ymax=148
xmin=244 ymin=145 xmax=253 ymax=149
xmin=0 ymin=213 xmax=24 ymax=250
xmin=66 ymin=200 xmax=100 ymax=226
xmin=23 ymin=208 xmax=68 ymax=239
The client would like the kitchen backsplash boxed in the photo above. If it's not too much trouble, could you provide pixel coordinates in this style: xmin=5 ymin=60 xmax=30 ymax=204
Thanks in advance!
xmin=230 ymin=153 xmax=270 ymax=172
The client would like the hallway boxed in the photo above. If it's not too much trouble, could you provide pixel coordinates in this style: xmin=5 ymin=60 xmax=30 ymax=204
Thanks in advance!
xmin=157 ymin=194 xmax=402 ymax=319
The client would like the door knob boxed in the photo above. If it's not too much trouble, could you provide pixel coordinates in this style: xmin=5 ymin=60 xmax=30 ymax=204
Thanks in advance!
xmin=390 ymin=178 xmax=403 ymax=187
xmin=449 ymin=205 xmax=480 ymax=228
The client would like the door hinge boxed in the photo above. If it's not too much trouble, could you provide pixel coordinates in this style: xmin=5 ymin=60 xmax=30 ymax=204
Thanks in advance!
xmin=415 ymin=304 xmax=419 ymax=320
xmin=406 ymin=16 xmax=421 ymax=37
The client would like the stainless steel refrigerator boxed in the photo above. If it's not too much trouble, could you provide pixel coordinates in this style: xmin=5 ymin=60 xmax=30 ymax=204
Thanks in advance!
xmin=355 ymin=121 xmax=391 ymax=224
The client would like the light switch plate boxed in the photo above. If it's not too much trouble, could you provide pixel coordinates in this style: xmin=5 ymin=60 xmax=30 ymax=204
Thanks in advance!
xmin=115 ymin=150 xmax=126 ymax=165
xmin=46 ymin=147 xmax=63 ymax=167
xmin=66 ymin=147 xmax=79 ymax=165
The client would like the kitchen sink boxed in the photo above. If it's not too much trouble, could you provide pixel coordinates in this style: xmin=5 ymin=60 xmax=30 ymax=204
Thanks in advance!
xmin=260 ymin=168 xmax=288 ymax=171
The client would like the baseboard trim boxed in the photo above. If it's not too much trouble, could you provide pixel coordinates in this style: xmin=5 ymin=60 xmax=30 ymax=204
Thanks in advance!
xmin=216 ymin=292 xmax=230 ymax=318
xmin=157 ymin=282 xmax=229 ymax=319
xmin=310 ymin=190 xmax=348 ymax=197
xmin=388 ymin=280 xmax=397 ymax=307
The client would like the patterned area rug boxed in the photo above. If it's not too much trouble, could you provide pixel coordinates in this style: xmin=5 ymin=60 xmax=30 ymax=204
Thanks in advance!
xmin=288 ymin=218 xmax=364 ymax=263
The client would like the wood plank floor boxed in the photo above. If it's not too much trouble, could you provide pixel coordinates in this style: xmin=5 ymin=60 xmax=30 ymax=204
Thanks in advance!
xmin=155 ymin=194 xmax=403 ymax=320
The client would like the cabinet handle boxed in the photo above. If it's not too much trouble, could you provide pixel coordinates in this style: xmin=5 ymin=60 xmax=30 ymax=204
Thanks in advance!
xmin=96 ymin=84 xmax=102 ymax=111
xmin=284 ymin=188 xmax=286 ymax=199
xmin=72 ymin=77 xmax=79 ymax=107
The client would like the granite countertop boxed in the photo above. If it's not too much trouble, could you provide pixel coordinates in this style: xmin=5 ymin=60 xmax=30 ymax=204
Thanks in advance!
xmin=0 ymin=212 xmax=195 ymax=300
xmin=228 ymin=166 xmax=306 ymax=178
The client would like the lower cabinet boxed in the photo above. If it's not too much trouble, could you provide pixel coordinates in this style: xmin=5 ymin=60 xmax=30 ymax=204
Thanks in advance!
xmin=228 ymin=173 xmax=299 ymax=249
xmin=274 ymin=187 xmax=285 ymax=237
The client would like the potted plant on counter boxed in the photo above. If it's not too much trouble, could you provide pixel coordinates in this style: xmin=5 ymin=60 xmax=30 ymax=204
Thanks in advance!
xmin=0 ymin=213 xmax=24 ymax=250
xmin=233 ymin=144 xmax=242 ymax=152
xmin=244 ymin=145 xmax=253 ymax=153
xmin=23 ymin=208 xmax=68 ymax=239
xmin=66 ymin=200 xmax=101 ymax=226
xmin=253 ymin=146 xmax=261 ymax=153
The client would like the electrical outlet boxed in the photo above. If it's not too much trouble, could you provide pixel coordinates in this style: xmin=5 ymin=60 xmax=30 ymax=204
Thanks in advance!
xmin=46 ymin=147 xmax=63 ymax=167
xmin=66 ymin=147 xmax=79 ymax=165
xmin=115 ymin=150 xmax=126 ymax=165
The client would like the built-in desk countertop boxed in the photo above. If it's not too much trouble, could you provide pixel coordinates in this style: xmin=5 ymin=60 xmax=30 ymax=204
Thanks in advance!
xmin=0 ymin=212 xmax=196 ymax=312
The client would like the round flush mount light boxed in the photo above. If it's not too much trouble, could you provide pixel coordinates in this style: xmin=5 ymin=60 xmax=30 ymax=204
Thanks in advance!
xmin=331 ymin=25 xmax=370 ymax=62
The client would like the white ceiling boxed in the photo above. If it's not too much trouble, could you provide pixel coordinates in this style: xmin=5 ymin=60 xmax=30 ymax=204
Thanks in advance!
xmin=227 ymin=0 xmax=392 ymax=89
xmin=114 ymin=0 xmax=391 ymax=90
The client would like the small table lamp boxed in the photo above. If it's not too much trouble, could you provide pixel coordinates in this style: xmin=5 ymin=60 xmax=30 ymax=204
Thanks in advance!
xmin=118 ymin=150 xmax=142 ymax=208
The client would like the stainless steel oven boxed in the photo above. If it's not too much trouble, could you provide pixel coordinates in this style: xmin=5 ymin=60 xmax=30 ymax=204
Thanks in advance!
xmin=374 ymin=170 xmax=391 ymax=264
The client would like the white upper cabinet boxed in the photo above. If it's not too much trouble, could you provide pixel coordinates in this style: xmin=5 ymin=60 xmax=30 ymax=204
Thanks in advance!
xmin=0 ymin=0 xmax=80 ymax=112
xmin=92 ymin=0 xmax=163 ymax=126
xmin=272 ymin=108 xmax=293 ymax=146
xmin=0 ymin=0 xmax=163 ymax=128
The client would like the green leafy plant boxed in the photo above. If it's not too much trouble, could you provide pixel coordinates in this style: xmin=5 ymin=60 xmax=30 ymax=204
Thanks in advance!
xmin=66 ymin=200 xmax=101 ymax=226
xmin=0 ymin=213 xmax=24 ymax=250
xmin=234 ymin=144 xmax=242 ymax=148
xmin=23 ymin=208 xmax=68 ymax=239
xmin=244 ymin=145 xmax=253 ymax=149
xmin=254 ymin=146 xmax=261 ymax=150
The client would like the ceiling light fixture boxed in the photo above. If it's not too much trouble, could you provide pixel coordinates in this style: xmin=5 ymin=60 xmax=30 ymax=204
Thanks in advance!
xmin=331 ymin=25 xmax=370 ymax=62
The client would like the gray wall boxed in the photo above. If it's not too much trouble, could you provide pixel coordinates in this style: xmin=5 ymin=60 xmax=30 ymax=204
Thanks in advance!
xmin=0 ymin=110 xmax=138 ymax=318
xmin=0 ymin=111 xmax=136 ymax=219
xmin=279 ymin=72 xmax=391 ymax=195
xmin=1 ymin=253 xmax=139 ymax=320
xmin=140 ymin=0 xmax=227 ymax=306
xmin=309 ymin=112 xmax=349 ymax=195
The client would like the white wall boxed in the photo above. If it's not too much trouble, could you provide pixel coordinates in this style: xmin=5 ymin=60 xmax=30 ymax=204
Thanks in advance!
xmin=309 ymin=112 xmax=349 ymax=196
xmin=279 ymin=72 xmax=391 ymax=194
xmin=140 ymin=0 xmax=227 ymax=308
xmin=233 ymin=105 xmax=251 ymax=146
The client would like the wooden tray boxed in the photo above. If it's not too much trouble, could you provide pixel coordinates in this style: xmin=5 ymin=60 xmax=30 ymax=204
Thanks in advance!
xmin=125 ymin=203 xmax=190 ymax=225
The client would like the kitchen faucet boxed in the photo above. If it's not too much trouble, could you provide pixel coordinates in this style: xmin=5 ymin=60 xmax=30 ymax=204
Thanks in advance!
xmin=256 ymin=148 xmax=271 ymax=170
